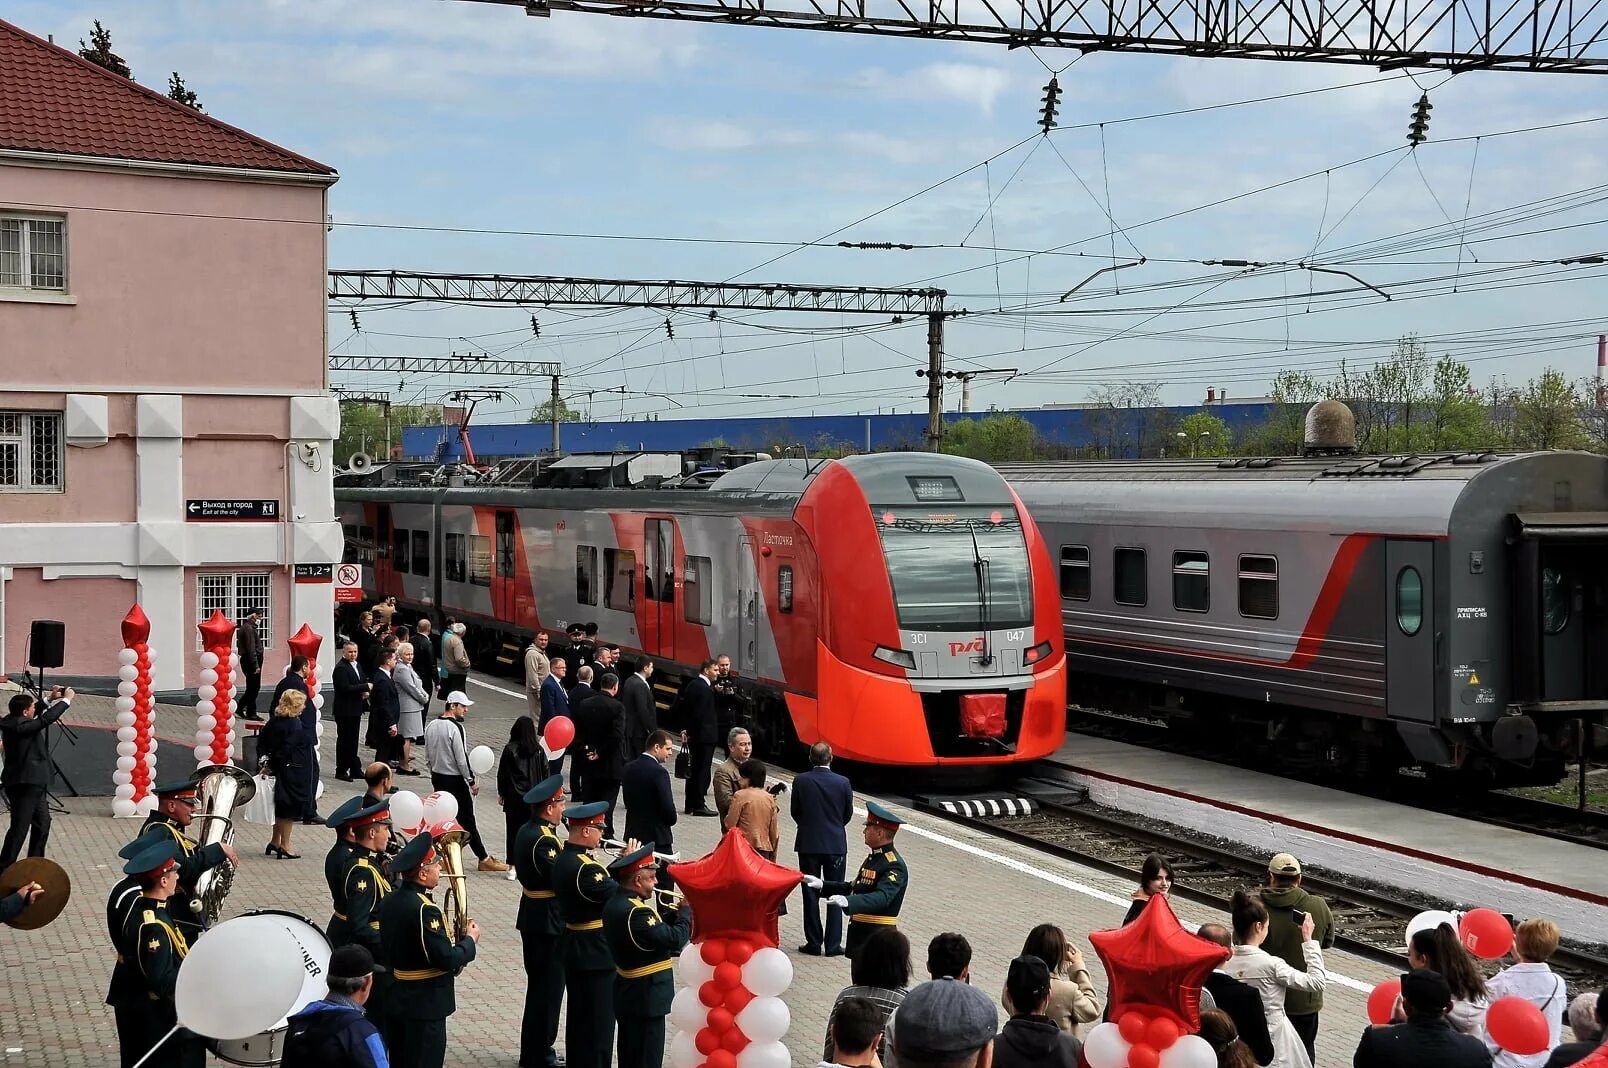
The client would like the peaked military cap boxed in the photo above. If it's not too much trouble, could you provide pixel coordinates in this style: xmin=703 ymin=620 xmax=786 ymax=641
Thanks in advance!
xmin=123 ymin=837 xmax=184 ymax=877
xmin=390 ymin=830 xmax=439 ymax=874
xmin=865 ymin=800 xmax=904 ymax=829
xmin=324 ymin=795 xmax=366 ymax=829
xmin=563 ymin=800 xmax=609 ymax=824
xmin=152 ymin=780 xmax=200 ymax=801
xmin=116 ymin=826 xmax=172 ymax=860
xmin=608 ymin=843 xmax=657 ymax=876
xmin=523 ymin=773 xmax=565 ymax=806
xmin=344 ymin=798 xmax=391 ymax=829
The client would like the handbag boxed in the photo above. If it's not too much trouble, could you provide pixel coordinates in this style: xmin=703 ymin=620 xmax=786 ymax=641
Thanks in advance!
xmin=674 ymin=747 xmax=690 ymax=780
xmin=243 ymin=776 xmax=276 ymax=825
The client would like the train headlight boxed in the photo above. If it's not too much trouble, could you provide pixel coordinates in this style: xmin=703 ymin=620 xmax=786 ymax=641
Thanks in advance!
xmin=872 ymin=645 xmax=917 ymax=670
xmin=1023 ymin=640 xmax=1053 ymax=666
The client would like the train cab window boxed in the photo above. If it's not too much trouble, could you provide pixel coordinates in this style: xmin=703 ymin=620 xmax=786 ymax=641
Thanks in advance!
xmin=1172 ymin=551 xmax=1209 ymax=612
xmin=605 ymin=548 xmax=636 ymax=612
xmin=684 ymin=556 xmax=712 ymax=626
xmin=392 ymin=528 xmax=410 ymax=572
xmin=1238 ymin=555 xmax=1279 ymax=619
xmin=1396 ymin=567 xmax=1423 ymax=635
xmin=1060 ymin=546 xmax=1091 ymax=601
xmin=1113 ymin=547 xmax=1147 ymax=607
xmin=1541 ymin=567 xmax=1570 ymax=634
xmin=778 ymin=565 xmax=794 ymax=614
xmin=446 ymin=533 xmax=467 ymax=583
xmin=411 ymin=531 xmax=430 ymax=577
xmin=469 ymin=535 xmax=491 ymax=587
xmin=576 ymin=545 xmax=598 ymax=606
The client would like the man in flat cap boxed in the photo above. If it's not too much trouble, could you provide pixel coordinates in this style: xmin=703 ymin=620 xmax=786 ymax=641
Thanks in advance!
xmin=1260 ymin=851 xmax=1333 ymax=1060
xmin=806 ymin=800 xmax=908 ymax=960
xmin=1352 ymin=969 xmax=1491 ymax=1068
xmin=604 ymin=843 xmax=690 ymax=1068
xmin=553 ymin=800 xmax=626 ymax=1068
xmin=377 ymin=831 xmax=480 ymax=1068
xmin=515 ymin=774 xmax=568 ymax=1068
xmin=889 ymin=977 xmax=999 ymax=1068
xmin=106 ymin=837 xmax=205 ymax=1067
xmin=127 ymin=780 xmax=238 ymax=942
xmin=282 ymin=944 xmax=392 ymax=1068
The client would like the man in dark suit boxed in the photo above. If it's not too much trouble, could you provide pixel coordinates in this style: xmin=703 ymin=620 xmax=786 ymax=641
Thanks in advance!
xmin=620 ymin=658 xmax=656 ymax=757
xmin=1351 ymin=969 xmax=1491 ymax=1068
xmin=621 ymin=730 xmax=678 ymax=865
xmin=412 ymin=619 xmax=437 ymax=720
xmin=366 ymin=649 xmax=403 ymax=769
xmin=331 ymin=641 xmax=370 ymax=781
xmin=237 ymin=609 xmax=264 ymax=721
xmin=0 ymin=687 xmax=73 ymax=869
xmin=574 ymin=673 xmax=628 ymax=839
xmin=790 ymin=741 xmax=854 ymax=956
xmin=672 ymin=659 xmax=719 ymax=817
xmin=1197 ymin=924 xmax=1274 ymax=1066
xmin=565 ymin=666 xmax=596 ymax=799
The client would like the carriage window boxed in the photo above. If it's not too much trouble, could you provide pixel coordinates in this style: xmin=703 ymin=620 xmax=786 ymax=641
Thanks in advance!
xmin=576 ymin=545 xmax=598 ymax=606
xmin=1396 ymin=567 xmax=1423 ymax=636
xmin=1541 ymin=567 xmax=1570 ymax=635
xmin=605 ymin=548 xmax=636 ymax=612
xmin=684 ymin=556 xmax=712 ymax=625
xmin=357 ymin=526 xmax=375 ymax=566
xmin=411 ymin=530 xmax=430 ymax=577
xmin=778 ymin=565 xmax=794 ymax=613
xmin=1113 ymin=547 xmax=1147 ymax=606
xmin=1060 ymin=545 xmax=1090 ymax=601
xmin=1239 ymin=555 xmax=1279 ymax=619
xmin=392 ymin=527 xmax=410 ymax=572
xmin=469 ymin=535 xmax=491 ymax=587
xmin=495 ymin=512 xmax=516 ymax=579
xmin=644 ymin=519 xmax=675 ymax=603
xmin=343 ymin=524 xmax=358 ymax=565
xmin=445 ymin=533 xmax=467 ymax=583
xmin=1173 ymin=551 xmax=1209 ymax=612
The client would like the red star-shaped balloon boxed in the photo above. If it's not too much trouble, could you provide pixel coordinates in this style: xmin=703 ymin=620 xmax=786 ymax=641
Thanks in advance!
xmin=287 ymin=623 xmax=324 ymax=662
xmin=1088 ymin=894 xmax=1229 ymax=1031
xmin=668 ymin=829 xmax=801 ymax=947
xmin=121 ymin=604 xmax=151 ymax=647
xmin=196 ymin=609 xmax=237 ymax=652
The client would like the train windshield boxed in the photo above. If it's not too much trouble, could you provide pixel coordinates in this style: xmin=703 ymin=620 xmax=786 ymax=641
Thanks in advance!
xmin=874 ymin=506 xmax=1033 ymax=632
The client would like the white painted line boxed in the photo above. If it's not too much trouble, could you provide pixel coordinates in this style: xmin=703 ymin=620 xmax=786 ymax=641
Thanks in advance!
xmin=468 ymin=675 xmax=527 ymax=701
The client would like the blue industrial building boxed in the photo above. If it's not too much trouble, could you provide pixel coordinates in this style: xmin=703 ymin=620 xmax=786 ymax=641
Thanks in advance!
xmin=401 ymin=402 xmax=1277 ymax=461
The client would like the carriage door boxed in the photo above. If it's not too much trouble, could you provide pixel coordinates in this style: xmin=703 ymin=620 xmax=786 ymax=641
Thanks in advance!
xmin=735 ymin=535 xmax=758 ymax=677
xmin=494 ymin=510 xmax=518 ymax=621
xmin=643 ymin=519 xmax=676 ymax=661
xmin=1386 ymin=540 xmax=1437 ymax=723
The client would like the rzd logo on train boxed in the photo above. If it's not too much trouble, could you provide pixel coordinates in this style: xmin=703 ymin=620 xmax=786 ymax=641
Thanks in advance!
xmin=947 ymin=638 xmax=984 ymax=656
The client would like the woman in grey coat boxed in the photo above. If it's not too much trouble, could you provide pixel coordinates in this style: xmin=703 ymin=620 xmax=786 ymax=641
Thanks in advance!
xmin=393 ymin=642 xmax=430 ymax=776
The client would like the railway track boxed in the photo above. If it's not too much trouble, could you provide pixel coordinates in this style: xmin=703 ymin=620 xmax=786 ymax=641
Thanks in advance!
xmin=912 ymin=782 xmax=1608 ymax=999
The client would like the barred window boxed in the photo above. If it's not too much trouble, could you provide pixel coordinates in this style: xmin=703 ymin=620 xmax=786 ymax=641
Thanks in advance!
xmin=0 ymin=411 xmax=63 ymax=491
xmin=1173 ymin=551 xmax=1210 ymax=613
xmin=0 ymin=216 xmax=66 ymax=290
xmin=469 ymin=535 xmax=492 ymax=587
xmin=1238 ymin=555 xmax=1279 ymax=619
xmin=1059 ymin=545 xmax=1090 ymax=601
xmin=196 ymin=573 xmax=272 ymax=649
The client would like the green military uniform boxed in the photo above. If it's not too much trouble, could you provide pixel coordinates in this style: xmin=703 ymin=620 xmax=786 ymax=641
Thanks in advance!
xmin=823 ymin=801 xmax=909 ymax=960
xmin=553 ymin=802 xmax=620 ymax=1068
xmin=106 ymin=839 xmax=205 ymax=1068
xmin=603 ymin=845 xmax=690 ymax=1068
xmin=377 ymin=835 xmax=476 ymax=1068
xmin=137 ymin=811 xmax=226 ymax=942
xmin=515 ymin=773 xmax=567 ymax=1068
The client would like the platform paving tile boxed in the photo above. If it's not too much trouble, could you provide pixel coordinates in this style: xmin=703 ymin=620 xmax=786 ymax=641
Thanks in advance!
xmin=3 ymin=680 xmax=1392 ymax=1066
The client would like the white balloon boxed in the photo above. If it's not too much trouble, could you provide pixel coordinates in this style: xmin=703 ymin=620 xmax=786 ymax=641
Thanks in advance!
xmin=196 ymin=699 xmax=213 ymax=714
xmin=118 ymin=648 xmax=139 ymax=667
xmin=670 ymin=1028 xmax=701 ymax=1068
xmin=389 ymin=791 xmax=424 ymax=833
xmin=227 ymin=700 xmax=238 ymax=714
xmin=546 ymin=746 xmax=567 ymax=763
xmin=114 ymin=783 xmax=136 ymax=800
xmin=742 ymin=947 xmax=793 ymax=998
xmin=469 ymin=745 xmax=496 ymax=776
xmin=314 ymin=720 xmax=325 ymax=738
xmin=316 ymin=780 xmax=325 ymax=800
xmin=115 ymin=696 xmax=137 ymax=714
xmin=117 ymin=726 xmax=137 ymax=742
xmin=422 ymin=791 xmax=459 ymax=825
xmin=195 ymin=728 xmax=214 ymax=745
xmin=118 ymin=680 xmax=138 ymax=698
xmin=199 ymin=652 xmax=220 ymax=669
xmin=198 ymin=685 xmax=217 ymax=703
xmin=735 ymin=997 xmax=790 ymax=1044
xmin=669 ymin=987 xmax=706 ymax=1031
xmin=312 ymin=693 xmax=325 ymax=709
xmin=116 ymin=755 xmax=137 ymax=772
xmin=174 ymin=914 xmax=313 ymax=1040
xmin=735 ymin=1041 xmax=791 ymax=1068
xmin=118 ymin=664 xmax=139 ymax=683
xmin=113 ymin=798 xmax=139 ymax=818
xmin=226 ymin=729 xmax=237 ymax=744
xmin=194 ymin=744 xmax=213 ymax=762
xmin=677 ymin=942 xmax=714 ymax=987
xmin=136 ymin=794 xmax=159 ymax=814
xmin=1082 ymin=1023 xmax=1131 ymax=1068
xmin=116 ymin=741 xmax=137 ymax=758
xmin=230 ymin=652 xmax=240 ymax=666
xmin=144 ymin=750 xmax=158 ymax=765
xmin=1159 ymin=1034 xmax=1218 ymax=1068
xmin=1405 ymin=910 xmax=1459 ymax=952
xmin=199 ymin=668 xmax=219 ymax=686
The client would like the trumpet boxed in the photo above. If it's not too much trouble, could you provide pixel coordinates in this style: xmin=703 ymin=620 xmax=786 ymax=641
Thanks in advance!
xmin=602 ymin=839 xmax=681 ymax=863
xmin=653 ymin=887 xmax=685 ymax=910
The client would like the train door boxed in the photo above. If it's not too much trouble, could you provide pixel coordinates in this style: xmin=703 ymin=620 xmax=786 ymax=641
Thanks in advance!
xmin=375 ymin=504 xmax=394 ymax=590
xmin=493 ymin=510 xmax=518 ymax=621
xmin=735 ymin=535 xmax=758 ymax=677
xmin=1512 ymin=531 xmax=1608 ymax=705
xmin=643 ymin=518 xmax=676 ymax=661
xmin=1386 ymin=540 xmax=1437 ymax=722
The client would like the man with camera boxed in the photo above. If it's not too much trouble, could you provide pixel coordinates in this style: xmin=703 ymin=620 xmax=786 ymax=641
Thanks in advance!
xmin=0 ymin=685 xmax=73 ymax=869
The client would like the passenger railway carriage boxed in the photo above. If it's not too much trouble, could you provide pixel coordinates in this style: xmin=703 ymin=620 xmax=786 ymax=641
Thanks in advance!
xmin=337 ymin=453 xmax=1067 ymax=768
xmin=1002 ymin=451 xmax=1608 ymax=786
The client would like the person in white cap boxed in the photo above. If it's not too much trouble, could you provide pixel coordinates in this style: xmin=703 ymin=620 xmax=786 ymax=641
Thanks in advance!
xmin=424 ymin=691 xmax=509 ymax=872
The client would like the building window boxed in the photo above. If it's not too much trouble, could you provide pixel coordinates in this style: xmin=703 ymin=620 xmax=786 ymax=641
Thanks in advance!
xmin=1059 ymin=545 xmax=1090 ymax=601
xmin=469 ymin=535 xmax=491 ymax=587
xmin=196 ymin=573 xmax=272 ymax=649
xmin=576 ymin=545 xmax=598 ymax=605
xmin=605 ymin=549 xmax=636 ymax=612
xmin=0 ymin=216 xmax=66 ymax=290
xmin=1113 ymin=547 xmax=1147 ymax=607
xmin=1396 ymin=567 xmax=1423 ymax=636
xmin=778 ymin=565 xmax=794 ymax=614
xmin=392 ymin=528 xmax=410 ymax=572
xmin=1238 ymin=555 xmax=1279 ymax=619
xmin=1173 ymin=551 xmax=1210 ymax=613
xmin=684 ymin=556 xmax=712 ymax=626
xmin=411 ymin=530 xmax=430 ymax=577
xmin=0 ymin=411 xmax=63 ymax=491
xmin=445 ymin=533 xmax=466 ymax=583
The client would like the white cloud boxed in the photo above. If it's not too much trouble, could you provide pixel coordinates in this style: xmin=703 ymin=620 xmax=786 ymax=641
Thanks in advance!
xmin=851 ymin=61 xmax=1013 ymax=114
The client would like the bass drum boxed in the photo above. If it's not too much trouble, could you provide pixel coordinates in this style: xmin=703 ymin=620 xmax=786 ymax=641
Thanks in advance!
xmin=208 ymin=910 xmax=330 ymax=1066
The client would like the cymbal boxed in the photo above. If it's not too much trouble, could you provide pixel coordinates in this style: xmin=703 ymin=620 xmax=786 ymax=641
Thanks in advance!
xmin=0 ymin=857 xmax=71 ymax=930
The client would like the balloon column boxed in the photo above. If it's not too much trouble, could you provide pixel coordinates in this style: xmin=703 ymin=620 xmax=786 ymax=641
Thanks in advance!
xmin=195 ymin=611 xmax=238 ymax=769
xmin=113 ymin=604 xmax=158 ymax=817
xmin=666 ymin=830 xmax=801 ymax=1068
xmin=287 ymin=625 xmax=325 ymax=800
xmin=1083 ymin=895 xmax=1228 ymax=1068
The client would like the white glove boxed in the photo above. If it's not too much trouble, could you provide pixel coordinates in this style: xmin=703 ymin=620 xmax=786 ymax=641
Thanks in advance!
xmin=827 ymin=895 xmax=849 ymax=909
xmin=801 ymin=875 xmax=824 ymax=890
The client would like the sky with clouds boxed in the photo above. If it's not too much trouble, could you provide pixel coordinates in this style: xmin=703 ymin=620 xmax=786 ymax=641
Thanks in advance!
xmin=11 ymin=0 xmax=1608 ymax=424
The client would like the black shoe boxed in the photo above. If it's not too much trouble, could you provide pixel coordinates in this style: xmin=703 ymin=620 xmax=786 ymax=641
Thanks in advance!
xmin=336 ymin=774 xmax=354 ymax=782
xmin=242 ymin=712 xmax=263 ymax=721
xmin=301 ymin=817 xmax=322 ymax=826
xmin=798 ymin=944 xmax=823 ymax=956
xmin=689 ymin=807 xmax=717 ymax=817
xmin=825 ymin=947 xmax=845 ymax=957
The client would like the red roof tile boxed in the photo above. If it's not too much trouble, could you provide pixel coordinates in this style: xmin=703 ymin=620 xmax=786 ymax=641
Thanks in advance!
xmin=0 ymin=18 xmax=334 ymax=177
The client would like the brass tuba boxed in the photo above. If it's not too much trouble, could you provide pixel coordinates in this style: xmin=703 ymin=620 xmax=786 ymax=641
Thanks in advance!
xmin=188 ymin=763 xmax=256 ymax=925
xmin=435 ymin=825 xmax=471 ymax=943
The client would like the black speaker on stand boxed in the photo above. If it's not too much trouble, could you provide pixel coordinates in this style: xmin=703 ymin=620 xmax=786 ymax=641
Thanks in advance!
xmin=20 ymin=620 xmax=79 ymax=810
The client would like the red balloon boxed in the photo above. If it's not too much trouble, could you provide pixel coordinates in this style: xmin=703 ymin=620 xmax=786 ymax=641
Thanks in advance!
xmin=699 ymin=981 xmax=724 ymax=1008
xmin=702 ymin=939 xmax=728 ymax=966
xmin=695 ymin=1029 xmax=721 ymax=1056
xmin=1459 ymin=909 xmax=1515 ymax=960
xmin=1128 ymin=1043 xmax=1160 ymax=1068
xmin=705 ymin=1051 xmax=736 ymax=1068
xmin=1487 ymin=996 xmax=1550 ymax=1056
xmin=543 ymin=715 xmax=575 ymax=752
xmin=725 ymin=939 xmax=755 ymax=966
xmin=1146 ymin=1016 xmax=1181 ymax=1050
xmin=714 ymin=962 xmax=743 ymax=990
xmin=721 ymin=1028 xmax=750 ymax=1054
xmin=1367 ymin=979 xmax=1402 ymax=1025
xmin=724 ymin=987 xmax=755 ymax=1015
xmin=707 ymin=1008 xmax=734 ymax=1033
xmin=1118 ymin=1011 xmax=1150 ymax=1045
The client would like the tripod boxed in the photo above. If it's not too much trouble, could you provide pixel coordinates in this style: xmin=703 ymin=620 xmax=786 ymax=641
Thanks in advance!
xmin=18 ymin=667 xmax=80 ymax=812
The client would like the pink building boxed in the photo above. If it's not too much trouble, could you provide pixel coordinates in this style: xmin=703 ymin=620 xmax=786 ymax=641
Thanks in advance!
xmin=0 ymin=19 xmax=340 ymax=692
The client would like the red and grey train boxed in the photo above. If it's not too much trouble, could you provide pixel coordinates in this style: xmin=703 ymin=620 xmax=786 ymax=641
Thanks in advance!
xmin=336 ymin=452 xmax=1066 ymax=768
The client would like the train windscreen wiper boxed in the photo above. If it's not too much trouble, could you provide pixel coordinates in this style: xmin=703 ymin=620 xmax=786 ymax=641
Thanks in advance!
xmin=969 ymin=524 xmax=995 ymax=667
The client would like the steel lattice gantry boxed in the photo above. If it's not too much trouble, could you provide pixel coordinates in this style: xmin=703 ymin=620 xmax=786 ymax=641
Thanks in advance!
xmin=461 ymin=0 xmax=1608 ymax=72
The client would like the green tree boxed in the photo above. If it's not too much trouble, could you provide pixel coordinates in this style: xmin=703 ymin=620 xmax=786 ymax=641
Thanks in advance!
xmin=1510 ymin=370 xmax=1586 ymax=450
xmin=1173 ymin=412 xmax=1231 ymax=457
xmin=78 ymin=20 xmax=132 ymax=78
xmin=941 ymin=413 xmax=1043 ymax=462
xmin=1423 ymin=355 xmax=1496 ymax=450
xmin=1577 ymin=378 xmax=1608 ymax=454
xmin=1084 ymin=381 xmax=1162 ymax=458
xmin=529 ymin=397 xmax=584 ymax=423
xmin=336 ymin=403 xmax=443 ymax=462
xmin=1236 ymin=370 xmax=1322 ymax=455
xmin=166 ymin=72 xmax=202 ymax=110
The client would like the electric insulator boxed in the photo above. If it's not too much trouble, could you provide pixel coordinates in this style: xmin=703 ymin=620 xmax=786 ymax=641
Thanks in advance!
xmin=1407 ymin=93 xmax=1432 ymax=146
xmin=1039 ymin=75 xmax=1062 ymax=134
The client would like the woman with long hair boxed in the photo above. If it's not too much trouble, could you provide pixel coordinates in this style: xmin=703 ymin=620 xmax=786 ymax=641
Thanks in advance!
xmin=258 ymin=689 xmax=312 ymax=859
xmin=1003 ymin=923 xmax=1101 ymax=1036
xmin=1199 ymin=1009 xmax=1259 ymax=1068
xmin=1409 ymin=924 xmax=1490 ymax=1034
xmin=1219 ymin=889 xmax=1327 ymax=1068
xmin=1124 ymin=853 xmax=1175 ymax=924
xmin=823 ymin=928 xmax=912 ymax=1061
xmin=498 ymin=715 xmax=547 ymax=871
